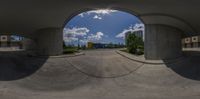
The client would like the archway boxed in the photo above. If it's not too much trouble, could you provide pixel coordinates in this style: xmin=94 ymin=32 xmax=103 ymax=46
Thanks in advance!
xmin=63 ymin=9 xmax=144 ymax=54
xmin=63 ymin=9 xmax=145 ymax=78
xmin=0 ymin=33 xmax=47 ymax=81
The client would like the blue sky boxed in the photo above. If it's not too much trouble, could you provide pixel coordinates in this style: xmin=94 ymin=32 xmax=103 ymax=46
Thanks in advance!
xmin=63 ymin=9 xmax=144 ymax=46
xmin=10 ymin=35 xmax=23 ymax=41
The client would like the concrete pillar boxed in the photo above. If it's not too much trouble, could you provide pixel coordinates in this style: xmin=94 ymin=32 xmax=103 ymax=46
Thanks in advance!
xmin=22 ymin=38 xmax=36 ymax=50
xmin=145 ymin=24 xmax=182 ymax=60
xmin=35 ymin=27 xmax=63 ymax=56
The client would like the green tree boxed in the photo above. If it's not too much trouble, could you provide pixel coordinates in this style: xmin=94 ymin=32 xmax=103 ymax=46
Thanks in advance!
xmin=108 ymin=42 xmax=113 ymax=48
xmin=125 ymin=32 xmax=144 ymax=54
xmin=63 ymin=41 xmax=66 ymax=48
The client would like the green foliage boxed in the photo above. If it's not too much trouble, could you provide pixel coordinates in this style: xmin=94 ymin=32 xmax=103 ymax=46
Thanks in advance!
xmin=125 ymin=32 xmax=144 ymax=55
xmin=63 ymin=41 xmax=78 ymax=54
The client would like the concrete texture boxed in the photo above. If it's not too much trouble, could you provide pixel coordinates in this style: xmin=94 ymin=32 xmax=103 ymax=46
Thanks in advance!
xmin=0 ymin=49 xmax=200 ymax=99
xmin=0 ymin=0 xmax=199 ymax=60
xmin=145 ymin=24 xmax=182 ymax=60
xmin=22 ymin=38 xmax=36 ymax=51
xmin=35 ymin=27 xmax=63 ymax=56
xmin=0 ymin=51 xmax=47 ymax=81
xmin=66 ymin=49 xmax=143 ymax=78
xmin=116 ymin=50 xmax=185 ymax=64
xmin=0 ymin=0 xmax=198 ymax=37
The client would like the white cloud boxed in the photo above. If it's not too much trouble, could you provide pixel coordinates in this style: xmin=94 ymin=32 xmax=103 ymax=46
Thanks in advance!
xmin=63 ymin=27 xmax=89 ymax=36
xmin=88 ymin=32 xmax=104 ymax=41
xmin=87 ymin=9 xmax=117 ymax=15
xmin=64 ymin=37 xmax=78 ymax=42
xmin=78 ymin=13 xmax=84 ymax=17
xmin=115 ymin=29 xmax=131 ymax=39
xmin=115 ymin=23 xmax=144 ymax=39
xmin=63 ymin=27 xmax=105 ymax=44
xmin=78 ymin=9 xmax=118 ymax=19
xmin=63 ymin=27 xmax=90 ymax=42
xmin=93 ymin=15 xmax=102 ymax=20
xmin=80 ymin=39 xmax=88 ymax=43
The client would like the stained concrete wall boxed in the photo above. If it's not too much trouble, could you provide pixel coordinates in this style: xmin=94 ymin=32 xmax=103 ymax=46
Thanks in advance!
xmin=22 ymin=38 xmax=36 ymax=50
xmin=145 ymin=24 xmax=182 ymax=60
xmin=35 ymin=27 xmax=63 ymax=56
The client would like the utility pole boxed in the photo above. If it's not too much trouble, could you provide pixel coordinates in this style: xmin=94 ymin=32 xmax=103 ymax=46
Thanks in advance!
xmin=77 ymin=37 xmax=80 ymax=50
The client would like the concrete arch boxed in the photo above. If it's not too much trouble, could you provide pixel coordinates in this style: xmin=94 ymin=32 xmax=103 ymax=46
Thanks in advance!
xmin=62 ymin=7 xmax=196 ymax=37
xmin=62 ymin=7 xmax=185 ymax=60
xmin=139 ymin=13 xmax=197 ymax=37
xmin=63 ymin=7 xmax=191 ymax=60
xmin=62 ymin=7 xmax=145 ymax=28
xmin=0 ymin=32 xmax=34 ymax=40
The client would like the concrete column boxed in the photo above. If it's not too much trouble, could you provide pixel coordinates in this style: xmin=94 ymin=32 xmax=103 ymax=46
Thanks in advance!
xmin=22 ymin=38 xmax=36 ymax=50
xmin=145 ymin=24 xmax=182 ymax=60
xmin=35 ymin=27 xmax=63 ymax=56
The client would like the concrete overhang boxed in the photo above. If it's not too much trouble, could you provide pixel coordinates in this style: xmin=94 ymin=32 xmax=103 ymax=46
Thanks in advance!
xmin=0 ymin=0 xmax=199 ymax=37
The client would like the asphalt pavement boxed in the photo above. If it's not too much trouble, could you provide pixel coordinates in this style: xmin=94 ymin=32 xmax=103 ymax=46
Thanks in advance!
xmin=0 ymin=49 xmax=200 ymax=99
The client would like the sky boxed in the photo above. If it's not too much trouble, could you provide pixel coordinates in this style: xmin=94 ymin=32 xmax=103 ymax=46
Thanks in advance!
xmin=63 ymin=9 xmax=144 ymax=46
xmin=10 ymin=35 xmax=23 ymax=41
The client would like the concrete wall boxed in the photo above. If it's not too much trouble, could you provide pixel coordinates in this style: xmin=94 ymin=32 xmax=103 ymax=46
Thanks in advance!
xmin=35 ymin=27 xmax=63 ymax=56
xmin=145 ymin=24 xmax=182 ymax=60
xmin=22 ymin=38 xmax=36 ymax=50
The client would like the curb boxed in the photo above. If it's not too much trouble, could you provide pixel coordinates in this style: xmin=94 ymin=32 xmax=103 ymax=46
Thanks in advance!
xmin=116 ymin=50 xmax=185 ymax=65
xmin=29 ymin=52 xmax=85 ymax=58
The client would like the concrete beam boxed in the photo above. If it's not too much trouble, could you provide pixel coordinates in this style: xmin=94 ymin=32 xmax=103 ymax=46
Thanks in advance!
xmin=145 ymin=24 xmax=182 ymax=60
xmin=35 ymin=27 xmax=63 ymax=56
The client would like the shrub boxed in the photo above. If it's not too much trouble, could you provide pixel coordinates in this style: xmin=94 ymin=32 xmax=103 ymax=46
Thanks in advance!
xmin=125 ymin=32 xmax=144 ymax=55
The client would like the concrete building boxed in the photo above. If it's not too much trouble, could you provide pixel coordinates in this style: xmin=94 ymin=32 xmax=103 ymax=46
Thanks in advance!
xmin=125 ymin=30 xmax=143 ymax=40
xmin=182 ymin=36 xmax=200 ymax=48
xmin=183 ymin=37 xmax=192 ymax=48
xmin=0 ymin=35 xmax=11 ymax=47
xmin=0 ymin=0 xmax=200 ymax=60
xmin=87 ymin=42 xmax=107 ymax=49
xmin=87 ymin=42 xmax=93 ymax=49
xmin=0 ymin=35 xmax=23 ymax=48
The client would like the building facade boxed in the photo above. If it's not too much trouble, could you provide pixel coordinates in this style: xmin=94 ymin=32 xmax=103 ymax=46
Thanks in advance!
xmin=182 ymin=36 xmax=200 ymax=48
xmin=0 ymin=35 xmax=23 ymax=48
xmin=87 ymin=42 xmax=107 ymax=49
xmin=125 ymin=30 xmax=144 ymax=41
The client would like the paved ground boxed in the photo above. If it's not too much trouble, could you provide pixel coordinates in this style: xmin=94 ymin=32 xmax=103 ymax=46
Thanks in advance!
xmin=66 ymin=49 xmax=143 ymax=78
xmin=0 ymin=49 xmax=200 ymax=99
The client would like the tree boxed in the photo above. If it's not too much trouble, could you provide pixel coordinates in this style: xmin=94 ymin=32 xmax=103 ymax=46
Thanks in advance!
xmin=125 ymin=32 xmax=144 ymax=54
xmin=63 ymin=41 xmax=66 ymax=48
xmin=108 ymin=42 xmax=113 ymax=48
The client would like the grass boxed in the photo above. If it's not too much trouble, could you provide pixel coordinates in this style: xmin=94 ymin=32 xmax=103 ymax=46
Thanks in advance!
xmin=63 ymin=47 xmax=78 ymax=54
xmin=120 ymin=49 xmax=128 ymax=53
xmin=120 ymin=48 xmax=144 ymax=56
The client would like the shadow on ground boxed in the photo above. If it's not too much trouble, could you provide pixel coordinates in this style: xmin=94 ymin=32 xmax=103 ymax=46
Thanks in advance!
xmin=15 ymin=57 xmax=101 ymax=91
xmin=0 ymin=51 xmax=48 ymax=81
xmin=165 ymin=50 xmax=200 ymax=80
xmin=0 ymin=50 xmax=102 ymax=91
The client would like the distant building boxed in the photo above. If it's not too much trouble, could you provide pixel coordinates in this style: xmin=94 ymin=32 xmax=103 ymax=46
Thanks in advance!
xmin=125 ymin=30 xmax=143 ymax=40
xmin=87 ymin=42 xmax=93 ymax=49
xmin=0 ymin=35 xmax=11 ymax=47
xmin=86 ymin=42 xmax=125 ymax=49
xmin=0 ymin=35 xmax=23 ymax=48
xmin=87 ymin=42 xmax=107 ymax=49
xmin=93 ymin=43 xmax=106 ymax=48
xmin=182 ymin=36 xmax=200 ymax=48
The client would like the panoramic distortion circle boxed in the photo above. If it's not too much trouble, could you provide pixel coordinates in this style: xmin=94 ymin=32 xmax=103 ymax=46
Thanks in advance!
xmin=63 ymin=9 xmax=144 ymax=78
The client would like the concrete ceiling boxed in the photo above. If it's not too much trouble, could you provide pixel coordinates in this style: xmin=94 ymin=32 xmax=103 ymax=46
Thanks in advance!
xmin=0 ymin=0 xmax=200 ymax=37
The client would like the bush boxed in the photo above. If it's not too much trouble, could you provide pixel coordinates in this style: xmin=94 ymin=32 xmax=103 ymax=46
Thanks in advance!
xmin=125 ymin=33 xmax=144 ymax=55
xmin=63 ymin=41 xmax=78 ymax=54
xmin=63 ymin=48 xmax=78 ymax=54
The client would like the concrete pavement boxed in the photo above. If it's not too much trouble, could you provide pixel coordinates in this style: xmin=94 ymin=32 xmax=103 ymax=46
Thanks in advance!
xmin=0 ymin=49 xmax=200 ymax=99
xmin=66 ymin=49 xmax=143 ymax=78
